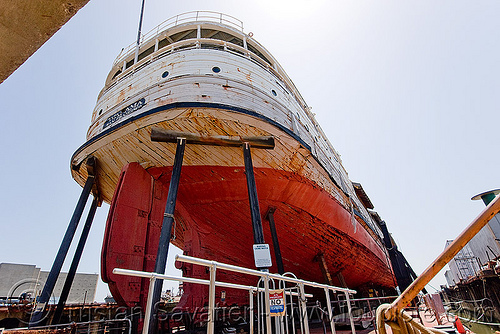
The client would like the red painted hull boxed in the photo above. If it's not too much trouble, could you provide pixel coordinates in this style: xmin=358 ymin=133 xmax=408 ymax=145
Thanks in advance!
xmin=102 ymin=162 xmax=395 ymax=310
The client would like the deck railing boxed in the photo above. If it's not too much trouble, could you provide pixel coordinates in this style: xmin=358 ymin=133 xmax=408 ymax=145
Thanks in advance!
xmin=114 ymin=11 xmax=244 ymax=66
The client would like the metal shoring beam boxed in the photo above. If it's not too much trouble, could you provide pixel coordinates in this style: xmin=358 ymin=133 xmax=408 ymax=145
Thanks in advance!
xmin=266 ymin=207 xmax=285 ymax=275
xmin=243 ymin=143 xmax=266 ymax=247
xmin=30 ymin=158 xmax=96 ymax=326
xmin=243 ymin=142 xmax=270 ymax=334
xmin=148 ymin=137 xmax=186 ymax=334
xmin=150 ymin=130 xmax=274 ymax=331
xmin=52 ymin=197 xmax=99 ymax=324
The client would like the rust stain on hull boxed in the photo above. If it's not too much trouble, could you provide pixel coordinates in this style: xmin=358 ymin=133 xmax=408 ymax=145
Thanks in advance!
xmin=102 ymin=162 xmax=395 ymax=310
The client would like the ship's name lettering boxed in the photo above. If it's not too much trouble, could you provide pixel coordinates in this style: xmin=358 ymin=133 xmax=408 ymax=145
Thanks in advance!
xmin=103 ymin=98 xmax=146 ymax=129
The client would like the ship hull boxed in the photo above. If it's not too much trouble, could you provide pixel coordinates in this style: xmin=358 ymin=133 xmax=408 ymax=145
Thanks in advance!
xmin=70 ymin=13 xmax=398 ymax=311
xmin=101 ymin=161 xmax=395 ymax=309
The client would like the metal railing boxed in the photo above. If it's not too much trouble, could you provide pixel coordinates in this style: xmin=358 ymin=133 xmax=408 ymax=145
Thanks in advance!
xmin=114 ymin=254 xmax=357 ymax=334
xmin=115 ymin=11 xmax=244 ymax=66
xmin=8 ymin=319 xmax=131 ymax=334
xmin=331 ymin=296 xmax=397 ymax=329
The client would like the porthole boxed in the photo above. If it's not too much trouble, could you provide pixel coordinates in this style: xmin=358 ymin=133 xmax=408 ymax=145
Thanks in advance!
xmin=271 ymin=89 xmax=277 ymax=96
xmin=212 ymin=66 xmax=221 ymax=73
xmin=162 ymin=71 xmax=169 ymax=78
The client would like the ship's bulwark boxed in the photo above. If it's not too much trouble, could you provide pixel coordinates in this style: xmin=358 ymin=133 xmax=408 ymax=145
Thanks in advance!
xmin=102 ymin=162 xmax=396 ymax=310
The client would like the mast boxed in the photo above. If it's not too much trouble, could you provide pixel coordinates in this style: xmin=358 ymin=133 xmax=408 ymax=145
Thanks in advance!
xmin=134 ymin=0 xmax=146 ymax=64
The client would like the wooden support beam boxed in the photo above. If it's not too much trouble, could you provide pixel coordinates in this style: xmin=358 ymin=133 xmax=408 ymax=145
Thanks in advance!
xmin=315 ymin=253 xmax=334 ymax=286
xmin=151 ymin=127 xmax=275 ymax=149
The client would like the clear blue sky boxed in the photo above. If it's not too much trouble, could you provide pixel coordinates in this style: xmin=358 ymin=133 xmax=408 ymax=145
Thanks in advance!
xmin=1 ymin=0 xmax=499 ymax=302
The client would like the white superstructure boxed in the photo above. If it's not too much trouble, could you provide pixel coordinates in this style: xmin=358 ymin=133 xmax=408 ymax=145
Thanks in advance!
xmin=72 ymin=11 xmax=382 ymax=239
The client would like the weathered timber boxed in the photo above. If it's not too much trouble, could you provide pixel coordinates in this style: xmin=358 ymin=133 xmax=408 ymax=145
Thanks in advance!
xmin=151 ymin=127 xmax=275 ymax=149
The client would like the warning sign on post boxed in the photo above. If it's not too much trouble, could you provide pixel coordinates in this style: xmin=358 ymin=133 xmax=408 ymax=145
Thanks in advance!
xmin=253 ymin=244 xmax=272 ymax=268
xmin=269 ymin=289 xmax=285 ymax=316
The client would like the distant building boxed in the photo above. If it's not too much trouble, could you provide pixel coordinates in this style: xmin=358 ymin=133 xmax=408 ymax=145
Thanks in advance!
xmin=444 ymin=270 xmax=455 ymax=287
xmin=444 ymin=241 xmax=480 ymax=284
xmin=467 ymin=214 xmax=500 ymax=265
xmin=445 ymin=212 xmax=500 ymax=286
xmin=466 ymin=190 xmax=500 ymax=268
xmin=0 ymin=263 xmax=98 ymax=304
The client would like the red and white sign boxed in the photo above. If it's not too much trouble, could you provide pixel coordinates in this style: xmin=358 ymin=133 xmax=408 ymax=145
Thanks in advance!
xmin=269 ymin=289 xmax=285 ymax=316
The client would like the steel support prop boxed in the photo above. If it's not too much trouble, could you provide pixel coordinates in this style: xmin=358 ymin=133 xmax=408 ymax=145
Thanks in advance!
xmin=53 ymin=197 xmax=99 ymax=324
xmin=30 ymin=158 xmax=96 ymax=326
xmin=243 ymin=143 xmax=265 ymax=245
xmin=266 ymin=207 xmax=284 ymax=274
xmin=244 ymin=142 xmax=270 ymax=333
xmin=148 ymin=138 xmax=186 ymax=334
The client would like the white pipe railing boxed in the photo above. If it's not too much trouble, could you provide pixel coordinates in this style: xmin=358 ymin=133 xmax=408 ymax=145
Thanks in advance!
xmin=114 ymin=254 xmax=357 ymax=334
xmin=115 ymin=11 xmax=244 ymax=66
xmin=176 ymin=255 xmax=356 ymax=294
xmin=112 ymin=267 xmax=311 ymax=297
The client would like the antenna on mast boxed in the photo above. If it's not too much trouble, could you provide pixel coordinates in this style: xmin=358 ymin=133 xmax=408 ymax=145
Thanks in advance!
xmin=134 ymin=0 xmax=146 ymax=64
